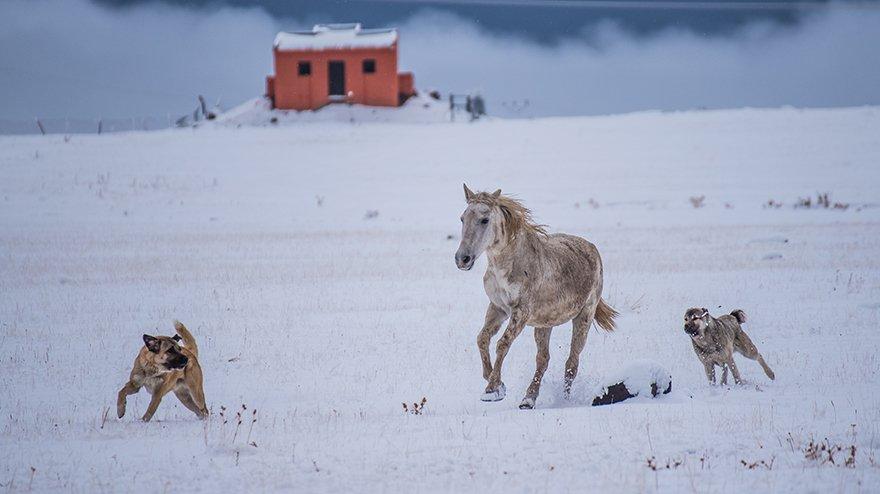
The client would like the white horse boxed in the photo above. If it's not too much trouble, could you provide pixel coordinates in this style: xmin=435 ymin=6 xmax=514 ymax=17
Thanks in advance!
xmin=455 ymin=185 xmax=617 ymax=409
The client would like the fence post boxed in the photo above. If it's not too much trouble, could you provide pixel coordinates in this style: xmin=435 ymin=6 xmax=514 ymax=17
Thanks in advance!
xmin=35 ymin=118 xmax=46 ymax=135
xmin=449 ymin=94 xmax=454 ymax=122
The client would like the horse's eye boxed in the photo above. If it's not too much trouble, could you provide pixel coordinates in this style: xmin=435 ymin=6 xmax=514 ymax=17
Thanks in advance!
xmin=480 ymin=218 xmax=489 ymax=224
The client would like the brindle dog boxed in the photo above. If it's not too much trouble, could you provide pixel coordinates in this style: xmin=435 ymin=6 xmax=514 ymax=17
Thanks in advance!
xmin=117 ymin=321 xmax=207 ymax=421
xmin=684 ymin=308 xmax=775 ymax=385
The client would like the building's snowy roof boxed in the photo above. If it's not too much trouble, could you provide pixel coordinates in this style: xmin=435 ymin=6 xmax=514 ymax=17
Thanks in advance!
xmin=274 ymin=23 xmax=398 ymax=51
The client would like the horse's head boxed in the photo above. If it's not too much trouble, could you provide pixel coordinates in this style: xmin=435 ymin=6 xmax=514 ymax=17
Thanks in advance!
xmin=455 ymin=184 xmax=503 ymax=271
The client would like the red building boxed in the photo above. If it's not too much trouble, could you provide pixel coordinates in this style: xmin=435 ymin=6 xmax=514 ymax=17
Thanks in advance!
xmin=266 ymin=23 xmax=416 ymax=111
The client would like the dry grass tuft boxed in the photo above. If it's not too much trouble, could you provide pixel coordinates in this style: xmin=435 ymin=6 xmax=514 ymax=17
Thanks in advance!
xmin=689 ymin=196 xmax=706 ymax=208
xmin=402 ymin=397 xmax=427 ymax=415
xmin=741 ymin=457 xmax=775 ymax=470
xmin=804 ymin=438 xmax=856 ymax=467
xmin=646 ymin=456 xmax=682 ymax=471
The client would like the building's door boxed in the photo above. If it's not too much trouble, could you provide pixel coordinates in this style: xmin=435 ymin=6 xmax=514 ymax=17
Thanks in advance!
xmin=328 ymin=61 xmax=345 ymax=97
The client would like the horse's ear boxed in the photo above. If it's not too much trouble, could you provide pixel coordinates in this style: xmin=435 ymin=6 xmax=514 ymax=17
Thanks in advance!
xmin=491 ymin=189 xmax=501 ymax=199
xmin=463 ymin=183 xmax=475 ymax=202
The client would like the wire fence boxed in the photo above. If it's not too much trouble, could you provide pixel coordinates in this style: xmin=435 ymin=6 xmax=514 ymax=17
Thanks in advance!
xmin=0 ymin=116 xmax=178 ymax=136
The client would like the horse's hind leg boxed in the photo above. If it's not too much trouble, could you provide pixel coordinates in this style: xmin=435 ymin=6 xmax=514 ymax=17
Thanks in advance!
xmin=564 ymin=308 xmax=594 ymax=398
xmin=520 ymin=327 xmax=552 ymax=410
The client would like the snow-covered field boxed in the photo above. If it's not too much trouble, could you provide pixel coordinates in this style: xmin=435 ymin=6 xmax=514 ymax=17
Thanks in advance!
xmin=1 ymin=106 xmax=879 ymax=492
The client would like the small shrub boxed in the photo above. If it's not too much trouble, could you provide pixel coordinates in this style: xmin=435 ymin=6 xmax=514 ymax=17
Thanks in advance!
xmin=402 ymin=397 xmax=427 ymax=415
xmin=741 ymin=457 xmax=775 ymax=470
xmin=646 ymin=456 xmax=682 ymax=471
xmin=804 ymin=438 xmax=856 ymax=467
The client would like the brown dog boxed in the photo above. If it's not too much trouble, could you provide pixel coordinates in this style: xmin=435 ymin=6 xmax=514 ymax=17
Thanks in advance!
xmin=117 ymin=321 xmax=207 ymax=421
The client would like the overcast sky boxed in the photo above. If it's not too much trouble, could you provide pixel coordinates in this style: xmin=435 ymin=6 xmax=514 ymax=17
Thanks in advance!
xmin=1 ymin=0 xmax=879 ymax=120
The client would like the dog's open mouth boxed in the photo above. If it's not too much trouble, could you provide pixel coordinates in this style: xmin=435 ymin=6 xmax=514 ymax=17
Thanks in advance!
xmin=165 ymin=359 xmax=188 ymax=370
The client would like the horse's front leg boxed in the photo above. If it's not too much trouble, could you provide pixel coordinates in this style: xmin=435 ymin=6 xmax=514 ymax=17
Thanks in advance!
xmin=477 ymin=303 xmax=508 ymax=381
xmin=520 ymin=326 xmax=552 ymax=409
xmin=482 ymin=310 xmax=527 ymax=402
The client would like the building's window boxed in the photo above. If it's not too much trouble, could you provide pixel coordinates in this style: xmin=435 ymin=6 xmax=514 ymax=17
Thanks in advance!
xmin=362 ymin=59 xmax=376 ymax=74
xmin=298 ymin=62 xmax=311 ymax=76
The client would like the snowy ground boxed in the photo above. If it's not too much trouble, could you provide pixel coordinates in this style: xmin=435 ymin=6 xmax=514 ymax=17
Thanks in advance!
xmin=214 ymin=94 xmax=450 ymax=127
xmin=1 ymin=106 xmax=879 ymax=492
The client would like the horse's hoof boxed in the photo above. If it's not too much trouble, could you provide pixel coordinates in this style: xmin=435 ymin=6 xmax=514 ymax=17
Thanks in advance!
xmin=480 ymin=382 xmax=506 ymax=402
xmin=519 ymin=397 xmax=535 ymax=409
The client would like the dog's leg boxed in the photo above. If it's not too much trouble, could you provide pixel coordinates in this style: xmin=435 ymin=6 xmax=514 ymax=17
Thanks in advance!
xmin=174 ymin=388 xmax=204 ymax=417
xmin=182 ymin=362 xmax=208 ymax=418
xmin=720 ymin=363 xmax=729 ymax=385
xmin=756 ymin=355 xmax=775 ymax=380
xmin=703 ymin=361 xmax=716 ymax=385
xmin=740 ymin=349 xmax=775 ymax=380
xmin=728 ymin=358 xmax=743 ymax=385
xmin=142 ymin=378 xmax=175 ymax=422
xmin=735 ymin=335 xmax=776 ymax=381
xmin=117 ymin=381 xmax=141 ymax=418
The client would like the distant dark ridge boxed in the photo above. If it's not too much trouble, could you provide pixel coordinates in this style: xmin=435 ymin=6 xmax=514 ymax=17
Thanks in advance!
xmin=92 ymin=0 xmax=840 ymax=44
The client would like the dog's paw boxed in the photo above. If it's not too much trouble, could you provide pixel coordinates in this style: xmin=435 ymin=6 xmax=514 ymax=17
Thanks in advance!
xmin=117 ymin=401 xmax=126 ymax=418
xmin=141 ymin=413 xmax=153 ymax=422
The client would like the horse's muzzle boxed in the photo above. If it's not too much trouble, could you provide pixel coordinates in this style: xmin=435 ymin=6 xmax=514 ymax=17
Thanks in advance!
xmin=455 ymin=252 xmax=474 ymax=271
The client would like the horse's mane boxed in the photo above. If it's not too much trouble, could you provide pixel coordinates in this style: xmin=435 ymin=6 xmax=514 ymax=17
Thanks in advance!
xmin=470 ymin=192 xmax=548 ymax=241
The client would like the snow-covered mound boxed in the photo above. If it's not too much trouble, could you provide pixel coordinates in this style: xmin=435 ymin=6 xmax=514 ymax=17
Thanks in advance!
xmin=214 ymin=93 xmax=450 ymax=127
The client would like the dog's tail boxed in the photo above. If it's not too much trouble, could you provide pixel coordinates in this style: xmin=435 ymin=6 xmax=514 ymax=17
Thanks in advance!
xmin=173 ymin=320 xmax=198 ymax=358
xmin=730 ymin=309 xmax=747 ymax=324
xmin=594 ymin=298 xmax=619 ymax=332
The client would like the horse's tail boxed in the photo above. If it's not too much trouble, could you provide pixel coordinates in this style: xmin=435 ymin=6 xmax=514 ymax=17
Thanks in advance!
xmin=594 ymin=298 xmax=619 ymax=332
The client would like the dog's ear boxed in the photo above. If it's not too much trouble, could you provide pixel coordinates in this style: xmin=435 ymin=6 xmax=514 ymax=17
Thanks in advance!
xmin=143 ymin=334 xmax=161 ymax=352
